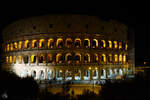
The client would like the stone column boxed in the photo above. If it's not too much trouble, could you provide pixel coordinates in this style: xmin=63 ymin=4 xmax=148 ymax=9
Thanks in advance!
xmin=44 ymin=68 xmax=47 ymax=79
xmin=90 ymin=69 xmax=93 ymax=80
xmin=53 ymin=69 xmax=56 ymax=80
xmin=105 ymin=68 xmax=108 ymax=79
xmin=72 ymin=69 xmax=75 ymax=81
xmin=62 ymin=69 xmax=65 ymax=81
xmin=98 ymin=68 xmax=101 ymax=80
xmin=81 ymin=69 xmax=84 ymax=80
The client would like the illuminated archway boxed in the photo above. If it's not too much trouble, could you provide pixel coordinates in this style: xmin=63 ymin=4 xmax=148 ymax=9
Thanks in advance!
xmin=18 ymin=56 xmax=22 ymax=64
xmin=56 ymin=38 xmax=63 ymax=48
xmin=56 ymin=53 xmax=63 ymax=63
xmin=48 ymin=38 xmax=54 ymax=48
xmin=114 ymin=41 xmax=117 ymax=49
xmin=23 ymin=56 xmax=29 ymax=64
xmin=10 ymin=43 xmax=13 ymax=51
xmin=6 ymin=56 xmax=9 ymax=63
xmin=47 ymin=54 xmax=53 ymax=63
xmin=92 ymin=39 xmax=98 ymax=48
xmin=119 ymin=54 xmax=123 ymax=63
xmin=65 ymin=53 xmax=72 ymax=63
xmin=123 ymin=54 xmax=126 ymax=64
xmin=101 ymin=40 xmax=106 ymax=48
xmin=93 ymin=53 xmax=98 ymax=63
xmin=13 ymin=56 xmax=16 ymax=64
xmin=39 ymin=39 xmax=45 ymax=48
xmin=14 ymin=42 xmax=17 ymax=49
xmin=18 ymin=41 xmax=22 ymax=50
xmin=114 ymin=54 xmax=118 ymax=62
xmin=32 ymin=40 xmax=37 ymax=48
xmin=31 ymin=55 xmax=36 ymax=63
xmin=24 ymin=40 xmax=29 ymax=49
xmin=39 ymin=70 xmax=44 ymax=80
xmin=125 ymin=43 xmax=128 ymax=50
xmin=39 ymin=54 xmax=45 ymax=63
xmin=84 ymin=38 xmax=90 ymax=48
xmin=108 ymin=40 xmax=112 ymax=48
xmin=7 ymin=44 xmax=9 ymax=52
xmin=75 ymin=53 xmax=81 ymax=63
xmin=9 ymin=56 xmax=12 ymax=64
xmin=119 ymin=42 xmax=122 ymax=49
xmin=108 ymin=54 xmax=112 ymax=62
xmin=101 ymin=54 xmax=106 ymax=63
xmin=74 ymin=38 xmax=81 ymax=48
xmin=66 ymin=38 xmax=72 ymax=48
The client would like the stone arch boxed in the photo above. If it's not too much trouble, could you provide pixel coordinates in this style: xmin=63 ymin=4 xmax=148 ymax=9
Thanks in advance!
xmin=84 ymin=53 xmax=90 ymax=63
xmin=74 ymin=38 xmax=81 ymax=48
xmin=32 ymin=40 xmax=37 ymax=48
xmin=56 ymin=53 xmax=63 ymax=63
xmin=65 ymin=53 xmax=72 ymax=63
xmin=92 ymin=39 xmax=98 ymax=48
xmin=39 ymin=70 xmax=44 ymax=80
xmin=39 ymin=39 xmax=45 ymax=48
xmin=75 ymin=53 xmax=81 ymax=63
xmin=66 ymin=38 xmax=72 ymax=48
xmin=84 ymin=38 xmax=90 ymax=48
xmin=56 ymin=38 xmax=63 ymax=48
xmin=48 ymin=38 xmax=54 ymax=48
xmin=24 ymin=40 xmax=29 ymax=49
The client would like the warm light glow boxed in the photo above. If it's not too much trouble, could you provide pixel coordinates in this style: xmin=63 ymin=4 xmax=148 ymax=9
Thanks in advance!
xmin=60 ymin=70 xmax=62 ymax=73
xmin=31 ymin=55 xmax=36 ymax=63
xmin=24 ymin=40 xmax=29 ymax=48
xmin=18 ymin=41 xmax=22 ymax=49
xmin=7 ymin=44 xmax=9 ymax=52
xmin=108 ymin=40 xmax=112 ymax=48
xmin=47 ymin=54 xmax=53 ymax=63
xmin=102 ymin=54 xmax=106 ymax=62
xmin=125 ymin=43 xmax=128 ymax=50
xmin=65 ymin=53 xmax=72 ymax=61
xmin=95 ymin=67 xmax=98 ymax=70
xmin=114 ymin=41 xmax=117 ymax=49
xmin=48 ymin=38 xmax=54 ymax=48
xmin=14 ymin=42 xmax=17 ymax=49
xmin=75 ymin=38 xmax=81 ymax=47
xmin=56 ymin=53 xmax=62 ymax=63
xmin=101 ymin=40 xmax=106 ymax=48
xmin=75 ymin=53 xmax=81 ymax=62
xmin=114 ymin=54 xmax=118 ymax=62
xmin=93 ymin=39 xmax=98 ymax=47
xmin=39 ymin=39 xmax=45 ymax=48
xmin=119 ymin=42 xmax=122 ymax=49
xmin=18 ymin=56 xmax=22 ymax=64
xmin=89 ymin=67 xmax=91 ymax=70
xmin=94 ymin=53 xmax=98 ymax=62
xmin=32 ymin=40 xmax=37 ymax=48
xmin=119 ymin=54 xmax=122 ymax=62
xmin=10 ymin=43 xmax=13 ymax=51
xmin=108 ymin=54 xmax=112 ymax=62
xmin=123 ymin=54 xmax=126 ymax=63
xmin=9 ymin=56 xmax=12 ymax=63
xmin=56 ymin=38 xmax=63 ymax=48
xmin=6 ymin=56 xmax=9 ymax=63
xmin=13 ymin=56 xmax=16 ymax=63
xmin=66 ymin=38 xmax=72 ymax=48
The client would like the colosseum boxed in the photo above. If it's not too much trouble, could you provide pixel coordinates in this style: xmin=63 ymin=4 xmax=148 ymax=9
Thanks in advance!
xmin=1 ymin=14 xmax=135 ymax=82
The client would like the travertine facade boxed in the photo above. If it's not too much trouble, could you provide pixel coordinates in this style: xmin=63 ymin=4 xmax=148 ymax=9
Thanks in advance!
xmin=1 ymin=14 xmax=134 ymax=81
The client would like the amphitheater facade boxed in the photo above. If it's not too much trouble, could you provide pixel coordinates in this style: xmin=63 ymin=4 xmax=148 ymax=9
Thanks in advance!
xmin=1 ymin=14 xmax=135 ymax=81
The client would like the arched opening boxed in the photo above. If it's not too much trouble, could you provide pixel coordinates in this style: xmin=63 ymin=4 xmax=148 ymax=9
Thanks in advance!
xmin=32 ymin=40 xmax=37 ymax=48
xmin=9 ymin=56 xmax=12 ymax=64
xmin=24 ymin=40 xmax=29 ymax=49
xmin=93 ymin=69 xmax=98 ymax=79
xmin=39 ymin=39 xmax=45 ymax=48
xmin=39 ymin=54 xmax=45 ymax=63
xmin=114 ymin=41 xmax=118 ymax=49
xmin=125 ymin=43 xmax=128 ymax=50
xmin=31 ymin=71 xmax=36 ymax=79
xmin=108 ymin=40 xmax=112 ymax=48
xmin=7 ymin=44 xmax=9 ymax=52
xmin=56 ymin=70 xmax=62 ymax=80
xmin=23 ymin=56 xmax=29 ymax=64
xmin=31 ymin=55 xmax=36 ymax=63
xmin=100 ymin=40 xmax=106 ymax=48
xmin=13 ymin=56 xmax=16 ymax=64
xmin=75 ymin=53 xmax=81 ymax=63
xmin=74 ymin=38 xmax=81 ymax=48
xmin=57 ymin=38 xmax=63 ymax=48
xmin=39 ymin=70 xmax=44 ymax=80
xmin=92 ymin=39 xmax=98 ymax=48
xmin=14 ymin=42 xmax=17 ymax=49
xmin=101 ymin=69 xmax=106 ymax=79
xmin=114 ymin=54 xmax=118 ymax=62
xmin=93 ymin=53 xmax=98 ymax=63
xmin=66 ymin=38 xmax=72 ymax=48
xmin=84 ymin=38 xmax=90 ymax=48
xmin=65 ymin=70 xmax=72 ymax=80
xmin=119 ymin=42 xmax=122 ymax=49
xmin=18 ymin=56 xmax=22 ymax=64
xmin=65 ymin=53 xmax=72 ymax=63
xmin=47 ymin=54 xmax=53 ymax=63
xmin=47 ymin=70 xmax=53 ymax=80
xmin=10 ymin=43 xmax=13 ymax=51
xmin=75 ymin=69 xmax=81 ymax=80
xmin=84 ymin=70 xmax=90 ymax=80
xmin=56 ymin=54 xmax=63 ymax=63
xmin=119 ymin=54 xmax=123 ymax=63
xmin=6 ymin=56 xmax=9 ymax=63
xmin=18 ymin=41 xmax=22 ymax=50
xmin=108 ymin=54 xmax=112 ymax=62
xmin=84 ymin=53 xmax=90 ymax=63
xmin=101 ymin=54 xmax=106 ymax=63
xmin=48 ymin=38 xmax=54 ymax=48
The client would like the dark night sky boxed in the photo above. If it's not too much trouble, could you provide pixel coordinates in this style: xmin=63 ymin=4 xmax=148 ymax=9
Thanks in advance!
xmin=0 ymin=1 xmax=149 ymax=66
